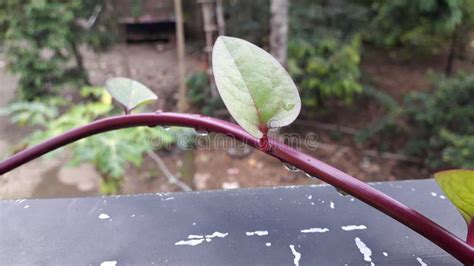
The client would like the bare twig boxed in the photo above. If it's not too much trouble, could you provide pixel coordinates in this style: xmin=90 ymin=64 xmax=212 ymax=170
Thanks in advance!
xmin=146 ymin=150 xmax=192 ymax=192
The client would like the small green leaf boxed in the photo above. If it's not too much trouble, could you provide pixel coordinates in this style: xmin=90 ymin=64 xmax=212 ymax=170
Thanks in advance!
xmin=105 ymin=77 xmax=157 ymax=113
xmin=435 ymin=169 xmax=474 ymax=224
xmin=212 ymin=36 xmax=301 ymax=138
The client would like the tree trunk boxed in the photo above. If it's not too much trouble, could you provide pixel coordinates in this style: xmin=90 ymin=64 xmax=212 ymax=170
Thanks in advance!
xmin=270 ymin=0 xmax=289 ymax=68
xmin=174 ymin=0 xmax=189 ymax=112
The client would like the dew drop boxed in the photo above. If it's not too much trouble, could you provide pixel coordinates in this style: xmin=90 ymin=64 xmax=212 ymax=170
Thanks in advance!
xmin=162 ymin=126 xmax=171 ymax=131
xmin=283 ymin=162 xmax=299 ymax=172
xmin=305 ymin=172 xmax=316 ymax=178
xmin=283 ymin=101 xmax=295 ymax=111
xmin=336 ymin=188 xmax=349 ymax=196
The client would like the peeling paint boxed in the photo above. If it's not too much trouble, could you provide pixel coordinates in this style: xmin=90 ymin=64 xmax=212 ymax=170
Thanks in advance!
xmin=175 ymin=239 xmax=205 ymax=246
xmin=246 ymin=231 xmax=268 ymax=236
xmin=205 ymin=232 xmax=228 ymax=239
xmin=98 ymin=213 xmax=110 ymax=220
xmin=341 ymin=225 xmax=367 ymax=231
xmin=289 ymin=245 xmax=301 ymax=266
xmin=416 ymin=257 xmax=427 ymax=266
xmin=354 ymin=237 xmax=374 ymax=266
xmin=300 ymin=227 xmax=329 ymax=233
xmin=100 ymin=261 xmax=117 ymax=266
xmin=187 ymin=235 xmax=204 ymax=239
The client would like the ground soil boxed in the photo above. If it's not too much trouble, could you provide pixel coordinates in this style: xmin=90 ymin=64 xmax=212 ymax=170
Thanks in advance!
xmin=0 ymin=41 xmax=472 ymax=198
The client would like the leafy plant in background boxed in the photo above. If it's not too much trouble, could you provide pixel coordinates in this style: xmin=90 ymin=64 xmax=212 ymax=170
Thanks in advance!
xmin=223 ymin=0 xmax=270 ymax=46
xmin=0 ymin=36 xmax=472 ymax=263
xmin=0 ymin=86 xmax=174 ymax=194
xmin=287 ymin=0 xmax=366 ymax=111
xmin=358 ymin=73 xmax=474 ymax=169
xmin=403 ymin=73 xmax=474 ymax=169
xmin=0 ymin=0 xmax=116 ymax=100
xmin=363 ymin=0 xmax=474 ymax=57
xmin=186 ymin=71 xmax=225 ymax=116
xmin=288 ymin=35 xmax=363 ymax=110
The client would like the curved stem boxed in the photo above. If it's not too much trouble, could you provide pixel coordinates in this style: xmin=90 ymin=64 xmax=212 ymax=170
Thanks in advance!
xmin=0 ymin=113 xmax=473 ymax=264
xmin=468 ymin=222 xmax=474 ymax=247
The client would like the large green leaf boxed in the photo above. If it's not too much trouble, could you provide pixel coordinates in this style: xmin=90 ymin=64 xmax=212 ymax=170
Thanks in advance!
xmin=435 ymin=169 xmax=474 ymax=224
xmin=105 ymin=77 xmax=157 ymax=113
xmin=212 ymin=36 xmax=301 ymax=138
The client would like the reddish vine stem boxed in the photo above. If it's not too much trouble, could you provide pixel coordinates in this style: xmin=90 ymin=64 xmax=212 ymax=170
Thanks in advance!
xmin=0 ymin=113 xmax=472 ymax=264
xmin=468 ymin=222 xmax=474 ymax=247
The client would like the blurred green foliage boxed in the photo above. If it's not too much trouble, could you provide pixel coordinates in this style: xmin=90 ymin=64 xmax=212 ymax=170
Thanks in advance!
xmin=359 ymin=73 xmax=474 ymax=169
xmin=287 ymin=1 xmax=367 ymax=110
xmin=0 ymin=0 xmax=116 ymax=100
xmin=363 ymin=0 xmax=474 ymax=55
xmin=186 ymin=71 xmax=224 ymax=116
xmin=223 ymin=0 xmax=270 ymax=46
xmin=288 ymin=35 xmax=363 ymax=109
xmin=403 ymin=73 xmax=474 ymax=168
xmin=0 ymin=87 xmax=175 ymax=194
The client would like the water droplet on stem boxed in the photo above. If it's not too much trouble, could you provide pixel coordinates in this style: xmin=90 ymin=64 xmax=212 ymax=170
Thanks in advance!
xmin=335 ymin=188 xmax=349 ymax=196
xmin=283 ymin=162 xmax=299 ymax=172
xmin=305 ymin=172 xmax=316 ymax=178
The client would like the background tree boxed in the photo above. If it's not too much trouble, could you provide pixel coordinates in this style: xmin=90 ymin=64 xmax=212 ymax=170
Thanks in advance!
xmin=270 ymin=0 xmax=289 ymax=67
xmin=1 ymin=0 xmax=117 ymax=101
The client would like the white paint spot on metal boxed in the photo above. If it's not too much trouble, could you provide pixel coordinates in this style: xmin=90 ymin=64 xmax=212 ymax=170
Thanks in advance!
xmin=130 ymin=214 xmax=135 ymax=218
xmin=382 ymin=252 xmax=388 ymax=257
xmin=192 ymin=222 xmax=196 ymax=225
xmin=265 ymin=242 xmax=272 ymax=247
xmin=440 ymin=195 xmax=446 ymax=199
xmin=205 ymin=232 xmax=228 ymax=239
xmin=341 ymin=225 xmax=367 ymax=231
xmin=289 ymin=245 xmax=301 ymax=266
xmin=430 ymin=192 xmax=437 ymax=197
xmin=174 ymin=239 xmax=205 ymax=246
xmin=310 ymin=202 xmax=315 ymax=205
xmin=17 ymin=199 xmax=26 ymax=203
xmin=98 ymin=213 xmax=110 ymax=220
xmin=187 ymin=235 xmax=204 ymax=239
xmin=162 ymin=197 xmax=174 ymax=201
xmin=300 ymin=227 xmax=329 ymax=233
xmin=23 ymin=205 xmax=30 ymax=209
xmin=307 ymin=195 xmax=312 ymax=200
xmin=330 ymin=202 xmax=335 ymax=209
xmin=354 ymin=237 xmax=374 ymax=266
xmin=416 ymin=257 xmax=427 ymax=266
xmin=100 ymin=261 xmax=117 ymax=266
xmin=411 ymin=188 xmax=416 ymax=191
xmin=246 ymin=230 xmax=269 ymax=236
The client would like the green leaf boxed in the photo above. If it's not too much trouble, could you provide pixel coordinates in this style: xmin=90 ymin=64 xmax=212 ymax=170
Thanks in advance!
xmin=212 ymin=36 xmax=301 ymax=138
xmin=105 ymin=77 xmax=157 ymax=113
xmin=435 ymin=169 xmax=474 ymax=224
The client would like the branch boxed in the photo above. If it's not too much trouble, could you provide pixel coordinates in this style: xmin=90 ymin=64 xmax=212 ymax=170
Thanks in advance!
xmin=146 ymin=150 xmax=192 ymax=192
xmin=0 ymin=113 xmax=472 ymax=264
